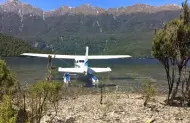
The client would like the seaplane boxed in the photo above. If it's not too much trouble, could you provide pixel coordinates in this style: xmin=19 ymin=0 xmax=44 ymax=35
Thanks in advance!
xmin=21 ymin=46 xmax=131 ymax=84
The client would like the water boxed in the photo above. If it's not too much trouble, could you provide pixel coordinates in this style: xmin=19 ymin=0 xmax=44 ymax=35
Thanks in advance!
xmin=2 ymin=57 xmax=168 ymax=92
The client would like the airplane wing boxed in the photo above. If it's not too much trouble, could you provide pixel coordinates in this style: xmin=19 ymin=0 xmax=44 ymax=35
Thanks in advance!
xmin=21 ymin=53 xmax=131 ymax=59
xmin=89 ymin=67 xmax=112 ymax=73
xmin=58 ymin=67 xmax=84 ymax=73
xmin=21 ymin=53 xmax=80 ymax=59
xmin=88 ymin=55 xmax=131 ymax=59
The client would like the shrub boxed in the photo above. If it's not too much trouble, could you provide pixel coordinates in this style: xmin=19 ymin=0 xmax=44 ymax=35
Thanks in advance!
xmin=0 ymin=95 xmax=17 ymax=123
xmin=0 ymin=60 xmax=16 ymax=99
xmin=28 ymin=81 xmax=62 ymax=123
xmin=142 ymin=78 xmax=156 ymax=106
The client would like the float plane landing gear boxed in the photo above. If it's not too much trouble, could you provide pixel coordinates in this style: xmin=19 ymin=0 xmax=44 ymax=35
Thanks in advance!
xmin=63 ymin=73 xmax=70 ymax=85
xmin=88 ymin=73 xmax=99 ymax=86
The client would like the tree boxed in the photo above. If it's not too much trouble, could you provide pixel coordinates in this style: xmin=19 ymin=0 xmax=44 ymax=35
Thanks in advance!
xmin=0 ymin=59 xmax=19 ymax=123
xmin=152 ymin=0 xmax=190 ymax=105
xmin=0 ymin=59 xmax=16 ymax=99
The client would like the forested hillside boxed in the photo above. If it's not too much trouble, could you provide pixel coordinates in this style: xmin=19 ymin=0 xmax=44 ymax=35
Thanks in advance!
xmin=0 ymin=33 xmax=41 ymax=57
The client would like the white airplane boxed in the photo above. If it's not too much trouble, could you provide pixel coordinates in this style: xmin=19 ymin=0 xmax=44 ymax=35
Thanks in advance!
xmin=21 ymin=46 xmax=131 ymax=84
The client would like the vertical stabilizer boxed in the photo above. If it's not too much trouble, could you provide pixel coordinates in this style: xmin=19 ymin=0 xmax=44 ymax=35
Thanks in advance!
xmin=84 ymin=46 xmax=89 ymax=72
xmin=85 ymin=46 xmax=89 ymax=62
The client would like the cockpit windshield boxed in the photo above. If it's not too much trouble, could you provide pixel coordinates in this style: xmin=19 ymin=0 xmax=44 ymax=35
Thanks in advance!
xmin=79 ymin=60 xmax=84 ymax=63
xmin=76 ymin=60 xmax=85 ymax=63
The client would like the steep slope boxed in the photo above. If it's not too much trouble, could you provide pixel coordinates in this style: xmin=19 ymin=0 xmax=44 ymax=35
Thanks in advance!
xmin=0 ymin=0 xmax=182 ymax=57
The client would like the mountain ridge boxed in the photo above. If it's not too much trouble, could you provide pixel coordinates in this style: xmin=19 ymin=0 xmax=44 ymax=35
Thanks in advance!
xmin=0 ymin=0 xmax=181 ymax=17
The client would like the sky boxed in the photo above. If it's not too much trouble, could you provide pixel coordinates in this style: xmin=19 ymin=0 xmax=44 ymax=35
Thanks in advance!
xmin=0 ymin=0 xmax=187 ymax=11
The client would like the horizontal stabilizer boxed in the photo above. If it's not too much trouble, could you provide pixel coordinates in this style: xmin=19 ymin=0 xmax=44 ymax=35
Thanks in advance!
xmin=58 ymin=67 xmax=84 ymax=73
xmin=89 ymin=67 xmax=112 ymax=73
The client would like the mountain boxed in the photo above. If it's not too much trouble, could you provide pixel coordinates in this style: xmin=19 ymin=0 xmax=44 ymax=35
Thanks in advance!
xmin=0 ymin=0 xmax=182 ymax=57
xmin=0 ymin=33 xmax=42 ymax=57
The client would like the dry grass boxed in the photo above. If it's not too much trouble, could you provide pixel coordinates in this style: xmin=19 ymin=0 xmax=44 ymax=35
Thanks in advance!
xmin=40 ymin=92 xmax=190 ymax=123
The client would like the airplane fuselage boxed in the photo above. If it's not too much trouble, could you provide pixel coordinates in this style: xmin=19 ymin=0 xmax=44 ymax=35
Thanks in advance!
xmin=63 ymin=58 xmax=99 ymax=84
xmin=74 ymin=58 xmax=88 ymax=74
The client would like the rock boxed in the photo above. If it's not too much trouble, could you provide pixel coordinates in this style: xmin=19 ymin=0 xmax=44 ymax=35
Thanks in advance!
xmin=145 ymin=117 xmax=156 ymax=123
xmin=47 ymin=112 xmax=52 ymax=117
xmin=65 ymin=117 xmax=76 ymax=123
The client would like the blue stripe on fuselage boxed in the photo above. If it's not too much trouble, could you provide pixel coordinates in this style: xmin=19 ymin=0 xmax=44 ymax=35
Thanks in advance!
xmin=84 ymin=61 xmax=88 ymax=67
xmin=87 ymin=73 xmax=98 ymax=80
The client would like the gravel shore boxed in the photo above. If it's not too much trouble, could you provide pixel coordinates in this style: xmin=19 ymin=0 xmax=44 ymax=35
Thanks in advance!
xmin=41 ymin=93 xmax=190 ymax=123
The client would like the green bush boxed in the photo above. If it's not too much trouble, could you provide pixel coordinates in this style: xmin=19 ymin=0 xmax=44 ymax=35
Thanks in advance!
xmin=28 ymin=81 xmax=62 ymax=123
xmin=0 ymin=60 xmax=19 ymax=123
xmin=142 ymin=78 xmax=156 ymax=106
xmin=0 ymin=95 xmax=17 ymax=123
xmin=0 ymin=59 xmax=16 ymax=99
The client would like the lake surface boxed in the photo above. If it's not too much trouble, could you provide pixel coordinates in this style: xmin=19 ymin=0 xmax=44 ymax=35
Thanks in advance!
xmin=2 ymin=57 xmax=168 ymax=93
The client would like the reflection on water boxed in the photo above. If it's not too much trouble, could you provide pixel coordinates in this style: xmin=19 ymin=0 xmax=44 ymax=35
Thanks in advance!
xmin=2 ymin=57 xmax=167 ymax=92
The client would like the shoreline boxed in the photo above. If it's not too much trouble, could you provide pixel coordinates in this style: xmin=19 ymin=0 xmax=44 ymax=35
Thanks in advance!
xmin=40 ymin=92 xmax=190 ymax=123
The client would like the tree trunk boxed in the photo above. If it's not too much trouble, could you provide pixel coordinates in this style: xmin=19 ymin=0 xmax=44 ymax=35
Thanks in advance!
xmin=163 ymin=60 xmax=173 ymax=104
xmin=171 ymin=68 xmax=182 ymax=103
xmin=100 ymin=81 xmax=103 ymax=105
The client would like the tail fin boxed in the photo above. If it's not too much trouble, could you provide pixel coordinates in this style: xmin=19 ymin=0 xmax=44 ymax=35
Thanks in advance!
xmin=85 ymin=46 xmax=89 ymax=66
xmin=85 ymin=46 xmax=88 ymax=61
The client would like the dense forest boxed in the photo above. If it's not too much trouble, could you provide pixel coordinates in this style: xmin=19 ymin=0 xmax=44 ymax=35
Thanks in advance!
xmin=48 ymin=32 xmax=153 ymax=57
xmin=0 ymin=33 xmax=42 ymax=57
